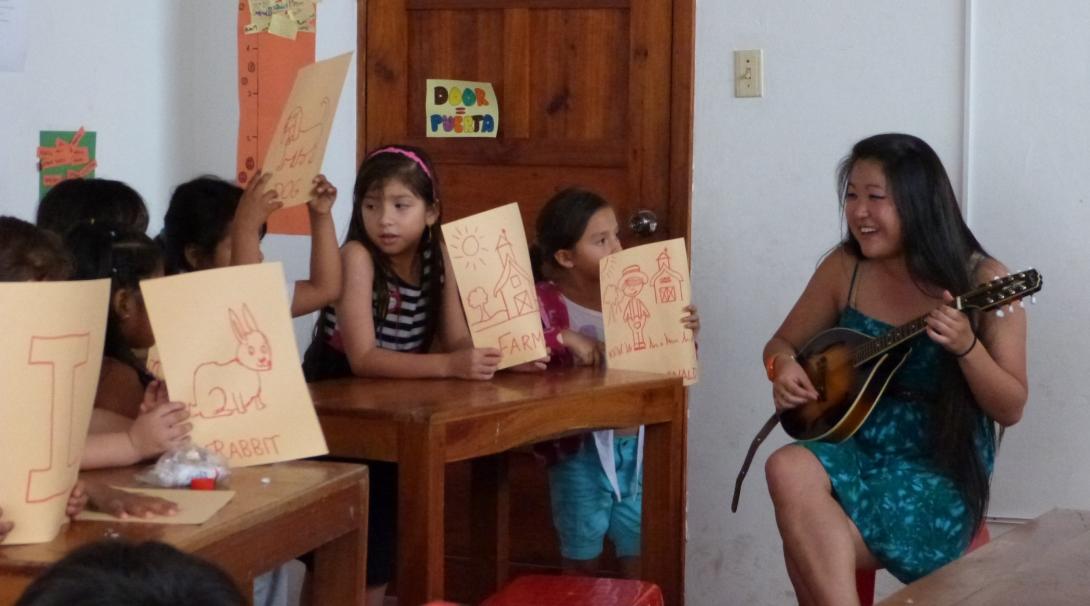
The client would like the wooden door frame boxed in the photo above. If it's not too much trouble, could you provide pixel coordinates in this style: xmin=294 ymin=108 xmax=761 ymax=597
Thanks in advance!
xmin=354 ymin=0 xmax=695 ymax=243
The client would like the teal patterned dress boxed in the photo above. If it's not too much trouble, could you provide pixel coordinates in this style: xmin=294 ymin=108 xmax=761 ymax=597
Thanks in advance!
xmin=800 ymin=306 xmax=996 ymax=583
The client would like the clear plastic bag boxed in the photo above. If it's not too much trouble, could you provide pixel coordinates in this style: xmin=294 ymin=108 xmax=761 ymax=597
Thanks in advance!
xmin=135 ymin=444 xmax=230 ymax=488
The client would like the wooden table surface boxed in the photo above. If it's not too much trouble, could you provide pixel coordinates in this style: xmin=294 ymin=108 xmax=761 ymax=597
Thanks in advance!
xmin=311 ymin=367 xmax=686 ymax=606
xmin=879 ymin=508 xmax=1090 ymax=605
xmin=0 ymin=460 xmax=368 ymax=605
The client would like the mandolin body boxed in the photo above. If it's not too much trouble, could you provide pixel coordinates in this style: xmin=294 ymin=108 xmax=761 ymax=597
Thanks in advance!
xmin=779 ymin=327 xmax=911 ymax=442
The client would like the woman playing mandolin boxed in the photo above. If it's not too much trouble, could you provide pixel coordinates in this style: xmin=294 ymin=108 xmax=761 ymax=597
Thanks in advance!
xmin=763 ymin=133 xmax=1028 ymax=605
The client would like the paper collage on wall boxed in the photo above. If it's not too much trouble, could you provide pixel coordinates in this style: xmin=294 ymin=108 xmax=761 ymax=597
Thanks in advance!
xmin=140 ymin=263 xmax=328 ymax=467
xmin=600 ymin=238 xmax=698 ymax=385
xmin=37 ymin=127 xmax=96 ymax=199
xmin=260 ymin=51 xmax=352 ymax=209
xmin=443 ymin=203 xmax=546 ymax=369
xmin=244 ymin=0 xmax=318 ymax=39
xmin=0 ymin=279 xmax=109 ymax=545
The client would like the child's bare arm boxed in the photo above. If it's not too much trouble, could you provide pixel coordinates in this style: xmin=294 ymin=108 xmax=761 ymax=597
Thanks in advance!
xmin=338 ymin=243 xmax=500 ymax=379
xmin=291 ymin=174 xmax=341 ymax=316
xmin=230 ymin=171 xmax=282 ymax=266
xmin=83 ymin=481 xmax=178 ymax=519
xmin=80 ymin=382 xmax=191 ymax=469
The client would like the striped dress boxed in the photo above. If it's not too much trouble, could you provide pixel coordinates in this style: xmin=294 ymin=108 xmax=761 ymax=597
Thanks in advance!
xmin=302 ymin=256 xmax=436 ymax=381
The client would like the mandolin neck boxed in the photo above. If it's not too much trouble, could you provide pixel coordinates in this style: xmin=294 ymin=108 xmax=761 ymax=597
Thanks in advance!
xmin=851 ymin=314 xmax=930 ymax=366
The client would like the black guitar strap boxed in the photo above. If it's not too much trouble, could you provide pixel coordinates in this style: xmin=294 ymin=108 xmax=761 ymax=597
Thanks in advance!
xmin=731 ymin=413 xmax=780 ymax=512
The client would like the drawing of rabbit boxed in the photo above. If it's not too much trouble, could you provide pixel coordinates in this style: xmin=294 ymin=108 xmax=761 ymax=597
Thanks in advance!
xmin=192 ymin=304 xmax=273 ymax=418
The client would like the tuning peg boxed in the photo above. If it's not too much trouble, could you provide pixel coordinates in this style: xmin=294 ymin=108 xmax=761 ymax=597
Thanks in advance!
xmin=1008 ymin=304 xmax=1015 ymax=313
xmin=1019 ymin=300 xmax=1026 ymax=308
xmin=1031 ymin=295 xmax=1038 ymax=305
xmin=996 ymin=309 xmax=1005 ymax=318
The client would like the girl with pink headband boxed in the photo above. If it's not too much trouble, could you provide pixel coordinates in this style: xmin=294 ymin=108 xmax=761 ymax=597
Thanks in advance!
xmin=303 ymin=144 xmax=500 ymax=604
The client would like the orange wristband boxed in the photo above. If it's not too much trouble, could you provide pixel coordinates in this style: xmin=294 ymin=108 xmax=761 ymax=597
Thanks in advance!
xmin=764 ymin=353 xmax=794 ymax=381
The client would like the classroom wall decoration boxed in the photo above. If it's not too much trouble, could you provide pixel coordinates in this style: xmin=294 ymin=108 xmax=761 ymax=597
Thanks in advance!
xmin=261 ymin=51 xmax=352 ymax=208
xmin=140 ymin=263 xmax=328 ymax=467
xmin=236 ymin=0 xmax=315 ymax=235
xmin=443 ymin=203 xmax=546 ymax=369
xmin=426 ymin=79 xmax=499 ymax=138
xmin=600 ymin=238 xmax=698 ymax=385
xmin=36 ymin=127 xmax=96 ymax=199
xmin=0 ymin=279 xmax=109 ymax=544
xmin=244 ymin=0 xmax=317 ymax=40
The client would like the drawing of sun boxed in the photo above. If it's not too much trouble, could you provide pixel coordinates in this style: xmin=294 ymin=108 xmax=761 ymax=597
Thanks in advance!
xmin=449 ymin=225 xmax=490 ymax=271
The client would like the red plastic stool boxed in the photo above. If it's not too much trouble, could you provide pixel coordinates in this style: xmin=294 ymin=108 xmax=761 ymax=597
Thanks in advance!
xmin=482 ymin=575 xmax=664 ymax=606
xmin=855 ymin=525 xmax=991 ymax=606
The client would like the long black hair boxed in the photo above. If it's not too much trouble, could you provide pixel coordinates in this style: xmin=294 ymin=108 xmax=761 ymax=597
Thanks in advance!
xmin=160 ymin=176 xmax=259 ymax=274
xmin=37 ymin=178 xmax=149 ymax=237
xmin=65 ymin=223 xmax=162 ymax=384
xmin=837 ymin=133 xmax=994 ymax=536
xmin=530 ymin=188 xmax=610 ymax=282
xmin=345 ymin=145 xmax=443 ymax=350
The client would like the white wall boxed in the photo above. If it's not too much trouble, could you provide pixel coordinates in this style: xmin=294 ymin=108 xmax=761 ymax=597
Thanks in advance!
xmin=0 ymin=2 xmax=175 ymax=224
xmin=967 ymin=1 xmax=1088 ymax=519
xmin=173 ymin=0 xmax=359 ymax=352
xmin=688 ymin=2 xmax=966 ymax=604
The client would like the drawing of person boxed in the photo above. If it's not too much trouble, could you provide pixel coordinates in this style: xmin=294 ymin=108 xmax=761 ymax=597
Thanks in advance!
xmin=619 ymin=265 xmax=651 ymax=350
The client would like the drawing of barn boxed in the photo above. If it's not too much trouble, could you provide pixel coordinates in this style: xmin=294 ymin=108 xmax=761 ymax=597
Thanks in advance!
xmin=651 ymin=248 xmax=685 ymax=303
xmin=492 ymin=229 xmax=537 ymax=318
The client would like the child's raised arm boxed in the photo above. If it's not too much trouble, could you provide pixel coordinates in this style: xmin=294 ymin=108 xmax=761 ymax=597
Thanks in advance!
xmin=291 ymin=174 xmax=342 ymax=316
xmin=230 ymin=171 xmax=282 ymax=266
xmin=337 ymin=241 xmax=500 ymax=379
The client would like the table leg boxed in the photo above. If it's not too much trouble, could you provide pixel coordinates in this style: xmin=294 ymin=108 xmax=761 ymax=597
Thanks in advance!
xmin=471 ymin=453 xmax=511 ymax=595
xmin=398 ymin=422 xmax=446 ymax=606
xmin=312 ymin=474 xmax=369 ymax=606
xmin=642 ymin=391 xmax=686 ymax=605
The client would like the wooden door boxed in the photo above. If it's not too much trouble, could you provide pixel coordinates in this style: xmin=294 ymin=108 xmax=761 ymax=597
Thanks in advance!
xmin=358 ymin=0 xmax=694 ymax=244
xmin=357 ymin=0 xmax=694 ymax=601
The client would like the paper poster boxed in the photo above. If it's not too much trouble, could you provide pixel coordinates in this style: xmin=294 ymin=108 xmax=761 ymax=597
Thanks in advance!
xmin=260 ymin=52 xmax=352 ymax=209
xmin=37 ymin=128 xmax=97 ymax=199
xmin=140 ymin=263 xmax=328 ymax=467
xmin=245 ymin=0 xmax=317 ymax=38
xmin=426 ymin=79 xmax=499 ymax=138
xmin=0 ymin=280 xmax=110 ymax=545
xmin=236 ymin=1 xmax=315 ymax=235
xmin=442 ymin=203 xmax=546 ymax=369
xmin=0 ymin=0 xmax=28 ymax=72
xmin=600 ymin=238 xmax=698 ymax=385
xmin=76 ymin=488 xmax=235 ymax=525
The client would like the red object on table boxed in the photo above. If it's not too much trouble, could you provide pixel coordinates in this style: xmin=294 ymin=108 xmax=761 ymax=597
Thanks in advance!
xmin=482 ymin=575 xmax=664 ymax=606
xmin=189 ymin=477 xmax=215 ymax=490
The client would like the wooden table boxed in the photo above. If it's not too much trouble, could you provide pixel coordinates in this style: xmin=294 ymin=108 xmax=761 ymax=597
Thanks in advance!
xmin=879 ymin=509 xmax=1090 ymax=605
xmin=0 ymin=461 xmax=368 ymax=605
xmin=311 ymin=367 xmax=686 ymax=606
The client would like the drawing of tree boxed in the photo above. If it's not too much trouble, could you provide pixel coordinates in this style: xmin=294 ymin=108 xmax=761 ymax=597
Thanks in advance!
xmin=468 ymin=287 xmax=491 ymax=324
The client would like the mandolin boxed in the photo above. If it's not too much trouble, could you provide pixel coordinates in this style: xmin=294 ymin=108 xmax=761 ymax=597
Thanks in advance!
xmin=731 ymin=269 xmax=1042 ymax=512
xmin=779 ymin=269 xmax=1042 ymax=442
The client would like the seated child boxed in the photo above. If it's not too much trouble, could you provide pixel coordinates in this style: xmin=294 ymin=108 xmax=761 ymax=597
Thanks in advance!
xmin=16 ymin=540 xmax=244 ymax=606
xmin=36 ymin=178 xmax=149 ymax=236
xmin=159 ymin=173 xmax=340 ymax=316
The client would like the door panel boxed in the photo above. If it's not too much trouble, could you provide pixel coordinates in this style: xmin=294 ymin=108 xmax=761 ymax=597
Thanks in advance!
xmin=362 ymin=0 xmax=680 ymax=244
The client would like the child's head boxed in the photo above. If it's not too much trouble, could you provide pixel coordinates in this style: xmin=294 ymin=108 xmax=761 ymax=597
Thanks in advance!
xmin=16 ymin=540 xmax=244 ymax=606
xmin=36 ymin=178 xmax=149 ymax=237
xmin=0 ymin=217 xmax=72 ymax=282
xmin=65 ymin=223 xmax=162 ymax=363
xmin=346 ymin=145 xmax=440 ymax=252
xmin=160 ymin=176 xmax=252 ymax=273
xmin=837 ymin=133 xmax=983 ymax=288
xmin=531 ymin=188 xmax=620 ymax=283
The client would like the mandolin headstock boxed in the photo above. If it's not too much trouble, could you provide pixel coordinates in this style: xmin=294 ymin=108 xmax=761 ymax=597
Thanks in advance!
xmin=956 ymin=269 xmax=1042 ymax=314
